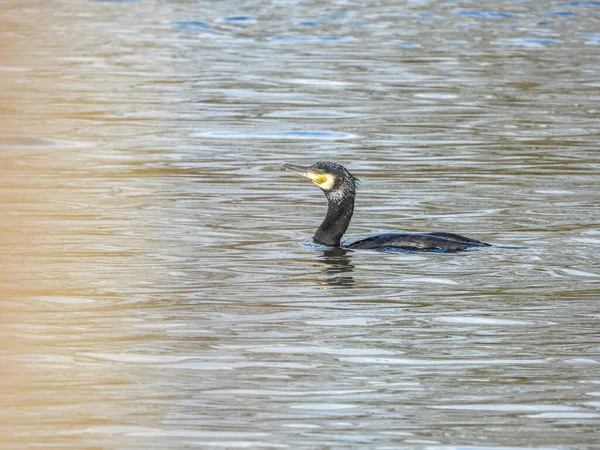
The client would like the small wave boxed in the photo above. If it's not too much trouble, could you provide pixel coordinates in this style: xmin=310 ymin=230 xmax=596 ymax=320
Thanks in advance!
xmin=221 ymin=16 xmax=254 ymax=23
xmin=173 ymin=21 xmax=216 ymax=34
xmin=0 ymin=136 xmax=84 ymax=148
xmin=494 ymin=37 xmax=563 ymax=47
xmin=192 ymin=130 xmax=359 ymax=140
xmin=298 ymin=21 xmax=320 ymax=27
xmin=269 ymin=35 xmax=351 ymax=42
xmin=560 ymin=1 xmax=600 ymax=6
xmin=458 ymin=11 xmax=522 ymax=18
xmin=394 ymin=41 xmax=420 ymax=47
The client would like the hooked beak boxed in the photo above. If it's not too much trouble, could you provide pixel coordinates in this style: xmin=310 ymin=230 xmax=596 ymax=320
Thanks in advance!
xmin=281 ymin=163 xmax=319 ymax=182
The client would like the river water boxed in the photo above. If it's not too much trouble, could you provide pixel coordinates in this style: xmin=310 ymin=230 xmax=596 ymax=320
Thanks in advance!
xmin=1 ymin=1 xmax=599 ymax=449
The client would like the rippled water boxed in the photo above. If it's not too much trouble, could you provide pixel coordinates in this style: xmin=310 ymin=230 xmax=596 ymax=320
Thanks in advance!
xmin=1 ymin=0 xmax=599 ymax=449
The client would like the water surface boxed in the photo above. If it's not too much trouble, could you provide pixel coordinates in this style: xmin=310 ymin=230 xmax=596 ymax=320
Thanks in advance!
xmin=1 ymin=0 xmax=599 ymax=449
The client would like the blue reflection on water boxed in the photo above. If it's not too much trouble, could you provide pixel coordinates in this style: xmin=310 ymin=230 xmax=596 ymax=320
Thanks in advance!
xmin=222 ymin=16 xmax=254 ymax=23
xmin=542 ymin=11 xmax=576 ymax=15
xmin=173 ymin=21 xmax=216 ymax=34
xmin=458 ymin=11 xmax=522 ymax=18
xmin=521 ymin=38 xmax=562 ymax=45
xmin=394 ymin=41 xmax=420 ymax=48
xmin=560 ymin=1 xmax=600 ymax=6
xmin=269 ymin=35 xmax=350 ymax=42
xmin=298 ymin=21 xmax=320 ymax=27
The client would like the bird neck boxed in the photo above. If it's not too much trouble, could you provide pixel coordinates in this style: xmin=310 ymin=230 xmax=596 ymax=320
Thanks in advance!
xmin=313 ymin=190 xmax=355 ymax=247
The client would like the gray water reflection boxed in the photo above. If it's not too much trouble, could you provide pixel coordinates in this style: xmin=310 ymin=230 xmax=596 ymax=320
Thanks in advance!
xmin=317 ymin=247 xmax=356 ymax=289
xmin=1 ymin=0 xmax=600 ymax=449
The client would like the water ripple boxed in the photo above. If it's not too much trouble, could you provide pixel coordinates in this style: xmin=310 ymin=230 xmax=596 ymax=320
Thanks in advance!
xmin=2 ymin=0 xmax=600 ymax=448
xmin=191 ymin=130 xmax=360 ymax=140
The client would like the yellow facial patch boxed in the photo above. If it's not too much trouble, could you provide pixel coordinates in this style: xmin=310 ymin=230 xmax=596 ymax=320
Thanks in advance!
xmin=316 ymin=173 xmax=336 ymax=191
xmin=304 ymin=171 xmax=336 ymax=190
xmin=314 ymin=174 xmax=327 ymax=185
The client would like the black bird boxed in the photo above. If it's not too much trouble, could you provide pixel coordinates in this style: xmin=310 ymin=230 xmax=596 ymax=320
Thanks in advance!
xmin=281 ymin=161 xmax=490 ymax=253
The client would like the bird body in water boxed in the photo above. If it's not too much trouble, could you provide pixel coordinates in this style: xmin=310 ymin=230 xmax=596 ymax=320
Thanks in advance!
xmin=281 ymin=162 xmax=490 ymax=253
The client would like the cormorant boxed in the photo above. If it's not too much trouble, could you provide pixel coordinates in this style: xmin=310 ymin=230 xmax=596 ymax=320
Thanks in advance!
xmin=281 ymin=161 xmax=490 ymax=253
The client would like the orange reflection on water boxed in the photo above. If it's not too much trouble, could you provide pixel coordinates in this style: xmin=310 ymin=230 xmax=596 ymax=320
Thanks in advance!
xmin=0 ymin=9 xmax=166 ymax=448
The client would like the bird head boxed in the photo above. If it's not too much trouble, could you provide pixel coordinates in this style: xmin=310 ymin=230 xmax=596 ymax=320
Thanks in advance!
xmin=281 ymin=161 xmax=359 ymax=203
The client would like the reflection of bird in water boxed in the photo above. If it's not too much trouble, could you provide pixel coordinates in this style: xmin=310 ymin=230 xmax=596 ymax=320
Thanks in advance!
xmin=317 ymin=247 xmax=355 ymax=288
xmin=281 ymin=162 xmax=490 ymax=253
